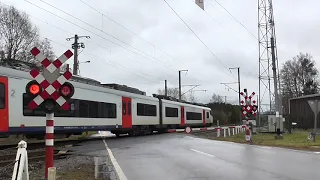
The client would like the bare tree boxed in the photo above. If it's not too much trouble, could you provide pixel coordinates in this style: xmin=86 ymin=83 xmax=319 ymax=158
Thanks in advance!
xmin=0 ymin=5 xmax=55 ymax=65
xmin=210 ymin=93 xmax=224 ymax=103
xmin=187 ymin=91 xmax=198 ymax=103
xmin=19 ymin=38 xmax=56 ymax=66
xmin=157 ymin=88 xmax=187 ymax=100
xmin=280 ymin=52 xmax=319 ymax=98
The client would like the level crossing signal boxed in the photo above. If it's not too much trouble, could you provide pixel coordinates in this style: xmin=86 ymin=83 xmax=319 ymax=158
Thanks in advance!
xmin=25 ymin=47 xmax=75 ymax=113
xmin=240 ymin=91 xmax=258 ymax=118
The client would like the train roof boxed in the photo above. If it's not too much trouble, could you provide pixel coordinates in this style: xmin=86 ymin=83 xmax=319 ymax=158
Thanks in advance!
xmin=0 ymin=65 xmax=209 ymax=108
xmin=152 ymin=94 xmax=209 ymax=108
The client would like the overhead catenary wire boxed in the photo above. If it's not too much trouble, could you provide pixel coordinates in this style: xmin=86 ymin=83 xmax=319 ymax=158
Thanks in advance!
xmin=0 ymin=1 xmax=164 ymax=84
xmin=213 ymin=0 xmax=258 ymax=40
xmin=33 ymin=0 xmax=201 ymax=83
xmin=204 ymin=3 xmax=256 ymax=52
xmin=205 ymin=0 xmax=259 ymax=82
xmin=163 ymin=0 xmax=237 ymax=80
xmin=78 ymin=0 xmax=208 ymax=82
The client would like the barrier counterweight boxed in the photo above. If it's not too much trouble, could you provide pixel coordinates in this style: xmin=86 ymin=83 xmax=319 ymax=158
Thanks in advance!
xmin=45 ymin=113 xmax=54 ymax=178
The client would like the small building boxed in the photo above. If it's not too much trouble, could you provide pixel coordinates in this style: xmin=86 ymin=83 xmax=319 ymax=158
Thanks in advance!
xmin=289 ymin=94 xmax=320 ymax=129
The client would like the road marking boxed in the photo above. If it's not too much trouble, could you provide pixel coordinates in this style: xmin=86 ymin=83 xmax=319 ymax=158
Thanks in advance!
xmin=190 ymin=149 xmax=215 ymax=158
xmin=258 ymin=146 xmax=272 ymax=149
xmin=101 ymin=139 xmax=128 ymax=180
xmin=314 ymin=152 xmax=320 ymax=154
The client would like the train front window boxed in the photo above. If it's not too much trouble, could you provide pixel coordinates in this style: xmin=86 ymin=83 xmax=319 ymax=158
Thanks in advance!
xmin=0 ymin=83 xmax=5 ymax=109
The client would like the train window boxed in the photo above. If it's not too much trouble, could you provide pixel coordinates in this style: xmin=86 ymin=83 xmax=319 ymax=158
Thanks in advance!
xmin=101 ymin=102 xmax=117 ymax=118
xmin=165 ymin=107 xmax=178 ymax=117
xmin=206 ymin=112 xmax=209 ymax=118
xmin=186 ymin=112 xmax=202 ymax=120
xmin=123 ymin=102 xmax=126 ymax=115
xmin=128 ymin=102 xmax=131 ymax=115
xmin=22 ymin=93 xmax=116 ymax=118
xmin=137 ymin=103 xmax=157 ymax=116
xmin=0 ymin=83 xmax=4 ymax=109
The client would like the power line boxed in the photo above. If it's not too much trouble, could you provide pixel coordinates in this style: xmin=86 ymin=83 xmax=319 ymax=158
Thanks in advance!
xmin=0 ymin=1 xmax=162 ymax=84
xmin=79 ymin=0 xmax=155 ymax=48
xmin=163 ymin=0 xmax=237 ymax=80
xmin=36 ymin=0 xmax=203 ymax=82
xmin=79 ymin=0 xmax=207 ymax=82
xmin=220 ymin=83 xmax=239 ymax=93
xmin=213 ymin=0 xmax=258 ymax=40
xmin=204 ymin=3 xmax=256 ymax=51
xmin=24 ymin=0 xmax=187 ymax=81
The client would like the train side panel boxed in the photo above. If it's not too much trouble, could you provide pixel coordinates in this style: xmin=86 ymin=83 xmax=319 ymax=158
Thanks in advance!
xmin=161 ymin=100 xmax=182 ymax=125
xmin=131 ymin=97 xmax=159 ymax=125
xmin=184 ymin=104 xmax=206 ymax=126
xmin=9 ymin=77 xmax=122 ymax=132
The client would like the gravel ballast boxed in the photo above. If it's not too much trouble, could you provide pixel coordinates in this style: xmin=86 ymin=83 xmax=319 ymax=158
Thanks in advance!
xmin=0 ymin=152 xmax=119 ymax=180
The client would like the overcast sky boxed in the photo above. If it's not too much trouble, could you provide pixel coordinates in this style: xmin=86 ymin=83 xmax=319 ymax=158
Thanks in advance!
xmin=2 ymin=0 xmax=320 ymax=109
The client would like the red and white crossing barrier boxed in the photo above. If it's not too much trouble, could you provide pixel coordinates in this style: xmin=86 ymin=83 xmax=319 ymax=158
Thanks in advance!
xmin=167 ymin=125 xmax=250 ymax=139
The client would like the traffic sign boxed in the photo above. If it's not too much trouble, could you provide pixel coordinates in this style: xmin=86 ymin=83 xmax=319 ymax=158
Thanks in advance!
xmin=308 ymin=100 xmax=320 ymax=142
xmin=308 ymin=100 xmax=320 ymax=114
xmin=185 ymin=126 xmax=192 ymax=134
xmin=28 ymin=47 xmax=73 ymax=111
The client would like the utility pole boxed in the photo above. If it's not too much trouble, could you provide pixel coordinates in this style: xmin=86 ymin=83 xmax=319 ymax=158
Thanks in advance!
xmin=66 ymin=34 xmax=90 ymax=75
xmin=229 ymin=67 xmax=241 ymax=124
xmin=178 ymin=70 xmax=188 ymax=100
xmin=165 ymin=80 xmax=168 ymax=97
xmin=271 ymin=37 xmax=281 ymax=136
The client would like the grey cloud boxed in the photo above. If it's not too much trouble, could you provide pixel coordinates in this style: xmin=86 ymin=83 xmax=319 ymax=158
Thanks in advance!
xmin=4 ymin=0 xmax=320 ymax=104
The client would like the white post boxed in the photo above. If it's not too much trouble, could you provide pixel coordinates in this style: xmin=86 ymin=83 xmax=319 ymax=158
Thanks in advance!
xmin=12 ymin=140 xmax=29 ymax=180
xmin=228 ymin=128 xmax=231 ymax=136
xmin=223 ymin=128 xmax=226 ymax=138
xmin=232 ymin=128 xmax=235 ymax=135
xmin=48 ymin=167 xmax=56 ymax=180
xmin=217 ymin=128 xmax=220 ymax=137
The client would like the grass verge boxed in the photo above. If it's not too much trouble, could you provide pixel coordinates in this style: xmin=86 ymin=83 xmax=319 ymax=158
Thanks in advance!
xmin=195 ymin=131 xmax=320 ymax=151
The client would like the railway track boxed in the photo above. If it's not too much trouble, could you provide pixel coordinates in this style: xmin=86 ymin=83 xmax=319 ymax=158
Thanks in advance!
xmin=0 ymin=149 xmax=71 ymax=168
xmin=0 ymin=137 xmax=101 ymax=150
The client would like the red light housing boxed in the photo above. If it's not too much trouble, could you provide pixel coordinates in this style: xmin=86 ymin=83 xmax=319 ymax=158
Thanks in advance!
xmin=29 ymin=84 xmax=40 ymax=95
xmin=26 ymin=80 xmax=41 ymax=96
xmin=59 ymin=82 xmax=74 ymax=98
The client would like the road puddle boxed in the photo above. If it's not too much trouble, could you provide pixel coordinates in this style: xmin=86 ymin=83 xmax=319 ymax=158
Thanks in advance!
xmin=94 ymin=156 xmax=117 ymax=179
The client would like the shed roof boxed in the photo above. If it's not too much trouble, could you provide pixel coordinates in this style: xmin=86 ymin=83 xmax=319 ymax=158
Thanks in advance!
xmin=289 ymin=93 xmax=320 ymax=101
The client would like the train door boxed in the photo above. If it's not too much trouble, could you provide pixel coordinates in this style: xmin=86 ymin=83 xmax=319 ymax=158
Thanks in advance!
xmin=0 ymin=76 xmax=8 ymax=132
xmin=180 ymin=106 xmax=185 ymax=126
xmin=122 ymin=97 xmax=132 ymax=128
xmin=202 ymin=110 xmax=206 ymax=125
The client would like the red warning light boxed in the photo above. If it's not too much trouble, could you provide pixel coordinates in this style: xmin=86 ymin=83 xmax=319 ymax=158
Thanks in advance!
xmin=59 ymin=82 xmax=74 ymax=98
xmin=29 ymin=84 xmax=40 ymax=95
xmin=61 ymin=85 xmax=71 ymax=96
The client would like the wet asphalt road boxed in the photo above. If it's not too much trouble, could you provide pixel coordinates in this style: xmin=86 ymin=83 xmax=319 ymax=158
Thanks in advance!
xmin=102 ymin=133 xmax=320 ymax=180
